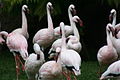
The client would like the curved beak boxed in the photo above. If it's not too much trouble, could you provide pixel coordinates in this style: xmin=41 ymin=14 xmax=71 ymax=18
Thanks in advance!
xmin=73 ymin=9 xmax=76 ymax=15
xmin=77 ymin=19 xmax=83 ymax=27
xmin=109 ymin=13 xmax=113 ymax=22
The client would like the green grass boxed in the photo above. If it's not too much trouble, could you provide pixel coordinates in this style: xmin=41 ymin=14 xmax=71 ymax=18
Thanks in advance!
xmin=0 ymin=50 xmax=100 ymax=80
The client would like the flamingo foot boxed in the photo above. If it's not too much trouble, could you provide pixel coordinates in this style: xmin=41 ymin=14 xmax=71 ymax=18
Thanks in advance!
xmin=73 ymin=75 xmax=77 ymax=80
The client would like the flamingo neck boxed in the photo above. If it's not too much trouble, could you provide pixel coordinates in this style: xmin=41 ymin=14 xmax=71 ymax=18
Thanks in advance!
xmin=68 ymin=9 xmax=73 ymax=26
xmin=61 ymin=25 xmax=67 ymax=50
xmin=57 ymin=53 xmax=62 ymax=67
xmin=0 ymin=31 xmax=8 ymax=39
xmin=22 ymin=10 xmax=28 ymax=35
xmin=37 ymin=50 xmax=45 ymax=61
xmin=112 ymin=14 xmax=116 ymax=27
xmin=71 ymin=21 xmax=80 ymax=40
xmin=47 ymin=8 xmax=54 ymax=32
xmin=106 ymin=29 xmax=113 ymax=48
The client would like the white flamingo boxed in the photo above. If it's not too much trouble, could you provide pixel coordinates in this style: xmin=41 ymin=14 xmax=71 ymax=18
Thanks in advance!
xmin=109 ymin=9 xmax=120 ymax=39
xmin=100 ymin=60 xmax=120 ymax=80
xmin=66 ymin=16 xmax=82 ymax=53
xmin=108 ymin=24 xmax=120 ymax=59
xmin=33 ymin=2 xmax=55 ymax=51
xmin=12 ymin=5 xmax=29 ymax=39
xmin=25 ymin=43 xmax=45 ymax=80
xmin=54 ymin=4 xmax=76 ymax=39
xmin=59 ymin=22 xmax=81 ymax=80
xmin=38 ymin=47 xmax=63 ymax=80
xmin=97 ymin=23 xmax=118 ymax=74
xmin=48 ymin=16 xmax=82 ymax=56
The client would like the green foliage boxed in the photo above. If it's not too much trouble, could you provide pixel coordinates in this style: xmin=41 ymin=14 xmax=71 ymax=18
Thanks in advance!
xmin=101 ymin=0 xmax=120 ymax=7
xmin=1 ymin=0 xmax=62 ymax=20
xmin=0 ymin=50 xmax=100 ymax=80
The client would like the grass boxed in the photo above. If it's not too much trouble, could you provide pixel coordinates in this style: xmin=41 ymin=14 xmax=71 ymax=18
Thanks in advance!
xmin=0 ymin=50 xmax=100 ymax=80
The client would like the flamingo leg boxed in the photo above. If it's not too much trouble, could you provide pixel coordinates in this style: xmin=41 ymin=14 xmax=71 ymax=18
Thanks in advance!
xmin=16 ymin=55 xmax=25 ymax=71
xmin=14 ymin=54 xmax=20 ymax=80
xmin=62 ymin=71 xmax=71 ymax=80
xmin=71 ymin=72 xmax=77 ymax=80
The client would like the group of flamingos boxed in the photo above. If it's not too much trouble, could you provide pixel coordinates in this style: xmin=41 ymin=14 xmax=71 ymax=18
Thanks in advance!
xmin=0 ymin=2 xmax=82 ymax=80
xmin=1 ymin=1 xmax=120 ymax=80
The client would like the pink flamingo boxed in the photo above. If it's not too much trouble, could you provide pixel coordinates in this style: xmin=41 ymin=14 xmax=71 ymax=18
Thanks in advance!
xmin=1 ymin=32 xmax=28 ymax=80
xmin=100 ymin=60 xmax=120 ymax=80
xmin=97 ymin=23 xmax=118 ymax=74
xmin=12 ymin=5 xmax=29 ymax=39
xmin=38 ymin=47 xmax=63 ymax=80
xmin=33 ymin=2 xmax=55 ymax=51
xmin=54 ymin=4 xmax=76 ymax=39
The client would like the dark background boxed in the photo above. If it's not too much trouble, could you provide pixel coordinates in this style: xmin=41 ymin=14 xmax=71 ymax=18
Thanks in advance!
xmin=0 ymin=0 xmax=120 ymax=61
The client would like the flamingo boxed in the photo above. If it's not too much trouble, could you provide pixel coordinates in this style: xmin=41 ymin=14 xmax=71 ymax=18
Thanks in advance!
xmin=48 ymin=16 xmax=82 ymax=56
xmin=100 ymin=60 xmax=120 ymax=80
xmin=109 ymin=9 xmax=120 ymax=39
xmin=33 ymin=2 xmax=55 ymax=51
xmin=59 ymin=22 xmax=81 ymax=80
xmin=97 ymin=23 xmax=118 ymax=74
xmin=54 ymin=4 xmax=76 ymax=39
xmin=66 ymin=16 xmax=83 ymax=53
xmin=25 ymin=43 xmax=45 ymax=80
xmin=107 ymin=24 xmax=120 ymax=59
xmin=12 ymin=5 xmax=29 ymax=39
xmin=1 ymin=32 xmax=28 ymax=80
xmin=38 ymin=47 xmax=63 ymax=80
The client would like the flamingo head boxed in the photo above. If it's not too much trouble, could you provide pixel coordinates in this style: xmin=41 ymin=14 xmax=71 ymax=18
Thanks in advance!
xmin=109 ymin=9 xmax=116 ymax=22
xmin=48 ymin=47 xmax=61 ymax=61
xmin=106 ymin=23 xmax=118 ymax=38
xmin=22 ymin=5 xmax=29 ymax=13
xmin=33 ymin=43 xmax=41 ymax=54
xmin=69 ymin=4 xmax=76 ymax=15
xmin=72 ymin=16 xmax=83 ymax=26
xmin=47 ymin=2 xmax=53 ymax=13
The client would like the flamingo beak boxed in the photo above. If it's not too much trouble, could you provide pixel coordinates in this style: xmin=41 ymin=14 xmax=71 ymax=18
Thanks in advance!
xmin=26 ymin=8 xmax=30 ymax=14
xmin=109 ymin=13 xmax=113 ymax=22
xmin=73 ymin=9 xmax=76 ymax=15
xmin=77 ymin=19 xmax=83 ymax=27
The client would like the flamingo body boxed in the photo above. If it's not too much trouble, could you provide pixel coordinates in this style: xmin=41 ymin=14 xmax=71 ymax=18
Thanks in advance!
xmin=25 ymin=43 xmax=45 ymax=80
xmin=6 ymin=33 xmax=28 ymax=60
xmin=100 ymin=60 xmax=120 ymax=80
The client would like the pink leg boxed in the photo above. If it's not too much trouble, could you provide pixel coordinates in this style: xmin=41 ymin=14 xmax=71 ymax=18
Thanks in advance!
xmin=62 ymin=71 xmax=71 ymax=80
xmin=16 ymin=55 xmax=25 ymax=71
xmin=14 ymin=55 xmax=20 ymax=80
xmin=72 ymin=72 xmax=77 ymax=80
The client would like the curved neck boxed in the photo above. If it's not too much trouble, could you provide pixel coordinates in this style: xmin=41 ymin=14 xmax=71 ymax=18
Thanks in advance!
xmin=106 ymin=29 xmax=113 ymax=47
xmin=71 ymin=21 xmax=80 ymax=40
xmin=22 ymin=10 xmax=28 ymax=34
xmin=36 ymin=50 xmax=45 ymax=61
xmin=68 ymin=9 xmax=73 ymax=26
xmin=112 ymin=14 xmax=116 ymax=27
xmin=47 ymin=8 xmax=54 ymax=32
xmin=0 ymin=31 xmax=8 ymax=39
